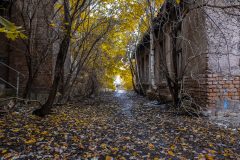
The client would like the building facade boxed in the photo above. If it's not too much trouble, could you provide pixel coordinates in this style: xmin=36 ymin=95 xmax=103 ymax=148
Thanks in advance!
xmin=135 ymin=1 xmax=240 ymax=108
xmin=0 ymin=0 xmax=54 ymax=98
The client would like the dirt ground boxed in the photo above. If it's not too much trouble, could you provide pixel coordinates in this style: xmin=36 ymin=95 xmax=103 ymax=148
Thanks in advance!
xmin=0 ymin=91 xmax=239 ymax=159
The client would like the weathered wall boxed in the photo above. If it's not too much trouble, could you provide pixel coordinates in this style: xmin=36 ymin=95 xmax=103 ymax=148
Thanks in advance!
xmin=134 ymin=1 xmax=240 ymax=108
xmin=205 ymin=1 xmax=240 ymax=75
xmin=207 ymin=74 xmax=240 ymax=108
xmin=0 ymin=1 xmax=11 ymax=87
xmin=137 ymin=40 xmax=150 ymax=86
xmin=204 ymin=0 xmax=240 ymax=106
xmin=0 ymin=35 xmax=9 ymax=85
xmin=8 ymin=0 xmax=54 ymax=95
xmin=0 ymin=0 xmax=54 ymax=97
xmin=180 ymin=7 xmax=209 ymax=106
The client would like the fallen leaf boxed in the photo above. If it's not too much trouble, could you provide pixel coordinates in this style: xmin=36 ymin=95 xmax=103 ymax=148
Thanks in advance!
xmin=171 ymin=144 xmax=176 ymax=150
xmin=24 ymin=138 xmax=36 ymax=144
xmin=41 ymin=131 xmax=48 ymax=135
xmin=106 ymin=155 xmax=113 ymax=160
xmin=168 ymin=150 xmax=175 ymax=156
xmin=205 ymin=154 xmax=214 ymax=160
xmin=1 ymin=149 xmax=7 ymax=154
xmin=11 ymin=128 xmax=20 ymax=132
xmin=101 ymin=143 xmax=107 ymax=149
xmin=148 ymin=143 xmax=155 ymax=150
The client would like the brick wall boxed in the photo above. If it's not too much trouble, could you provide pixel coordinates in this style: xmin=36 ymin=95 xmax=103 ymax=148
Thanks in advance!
xmin=7 ymin=0 xmax=54 ymax=95
xmin=183 ymin=74 xmax=208 ymax=107
xmin=207 ymin=74 xmax=240 ymax=108
xmin=183 ymin=73 xmax=240 ymax=108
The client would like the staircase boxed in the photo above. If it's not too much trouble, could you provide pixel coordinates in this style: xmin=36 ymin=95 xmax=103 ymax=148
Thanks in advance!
xmin=0 ymin=62 xmax=25 ymax=116
xmin=0 ymin=62 xmax=25 ymax=98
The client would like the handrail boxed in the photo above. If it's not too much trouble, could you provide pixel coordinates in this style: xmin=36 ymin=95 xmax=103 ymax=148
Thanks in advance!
xmin=0 ymin=62 xmax=25 ymax=97
xmin=0 ymin=62 xmax=25 ymax=77
xmin=0 ymin=77 xmax=16 ymax=89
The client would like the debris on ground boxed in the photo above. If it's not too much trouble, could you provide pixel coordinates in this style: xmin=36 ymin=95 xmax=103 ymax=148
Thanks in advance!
xmin=0 ymin=91 xmax=239 ymax=159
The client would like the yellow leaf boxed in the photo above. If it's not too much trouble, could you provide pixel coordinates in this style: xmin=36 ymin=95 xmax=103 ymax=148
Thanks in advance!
xmin=133 ymin=151 xmax=138 ymax=156
xmin=171 ymin=144 xmax=176 ymax=150
xmin=38 ymin=137 xmax=44 ymax=141
xmin=176 ymin=0 xmax=180 ymax=4
xmin=11 ymin=128 xmax=20 ymax=132
xmin=25 ymin=138 xmax=36 ymax=144
xmin=19 ymin=33 xmax=27 ymax=39
xmin=111 ymin=147 xmax=119 ymax=154
xmin=148 ymin=143 xmax=155 ymax=150
xmin=119 ymin=157 xmax=126 ymax=160
xmin=49 ymin=23 xmax=56 ymax=27
xmin=106 ymin=155 xmax=113 ymax=160
xmin=1 ymin=149 xmax=7 ymax=154
xmin=41 ymin=131 xmax=48 ymax=135
xmin=209 ymin=149 xmax=216 ymax=154
xmin=168 ymin=150 xmax=175 ymax=156
xmin=205 ymin=154 xmax=214 ymax=160
xmin=101 ymin=143 xmax=107 ymax=149
xmin=198 ymin=153 xmax=204 ymax=159
xmin=209 ymin=143 xmax=213 ymax=147
xmin=179 ymin=127 xmax=187 ymax=131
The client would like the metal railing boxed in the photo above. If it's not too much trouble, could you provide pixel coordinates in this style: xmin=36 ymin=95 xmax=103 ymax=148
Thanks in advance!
xmin=0 ymin=62 xmax=25 ymax=97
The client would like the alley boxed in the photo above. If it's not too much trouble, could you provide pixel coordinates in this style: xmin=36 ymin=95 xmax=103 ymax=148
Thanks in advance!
xmin=0 ymin=91 xmax=239 ymax=159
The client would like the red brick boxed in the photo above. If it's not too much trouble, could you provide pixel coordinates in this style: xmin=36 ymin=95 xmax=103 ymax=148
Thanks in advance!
xmin=218 ymin=81 xmax=225 ymax=85
xmin=223 ymin=84 xmax=229 ymax=88
xmin=232 ymin=96 xmax=239 ymax=100
xmin=234 ymin=77 xmax=240 ymax=81
xmin=208 ymin=74 xmax=213 ymax=78
xmin=226 ymin=80 xmax=232 ymax=84
xmin=212 ymin=74 xmax=218 ymax=78
xmin=207 ymin=89 xmax=213 ymax=92
xmin=229 ymin=84 xmax=235 ymax=88
xmin=228 ymin=92 xmax=234 ymax=97
xmin=208 ymin=78 xmax=215 ymax=81
xmin=233 ymin=80 xmax=239 ymax=85
xmin=208 ymin=93 xmax=217 ymax=97
xmin=207 ymin=81 xmax=213 ymax=85
xmin=213 ymin=81 xmax=220 ymax=85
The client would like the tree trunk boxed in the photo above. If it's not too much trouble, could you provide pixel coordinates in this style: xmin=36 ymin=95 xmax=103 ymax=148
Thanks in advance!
xmin=148 ymin=0 xmax=156 ymax=90
xmin=33 ymin=35 xmax=71 ymax=116
xmin=32 ymin=0 xmax=72 ymax=117
xmin=23 ymin=75 xmax=33 ymax=98
xmin=170 ymin=25 xmax=180 ymax=107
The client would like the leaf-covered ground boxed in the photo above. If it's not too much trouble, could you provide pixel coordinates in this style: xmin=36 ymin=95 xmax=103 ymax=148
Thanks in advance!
xmin=0 ymin=91 xmax=240 ymax=159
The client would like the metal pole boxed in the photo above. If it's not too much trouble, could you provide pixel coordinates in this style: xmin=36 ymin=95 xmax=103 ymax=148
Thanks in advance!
xmin=16 ymin=72 xmax=19 ymax=97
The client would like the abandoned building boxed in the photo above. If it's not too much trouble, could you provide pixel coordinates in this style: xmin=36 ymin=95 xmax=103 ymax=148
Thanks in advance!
xmin=135 ymin=1 xmax=240 ymax=108
xmin=0 ymin=0 xmax=54 ymax=98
